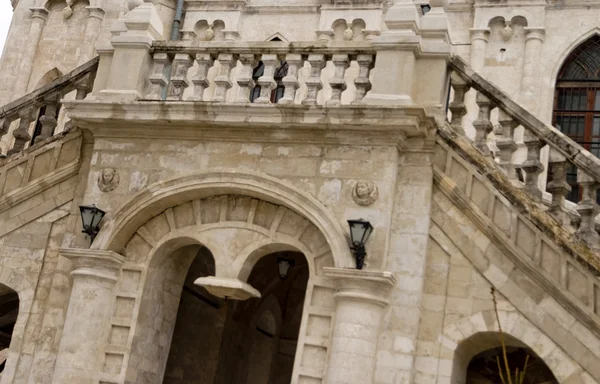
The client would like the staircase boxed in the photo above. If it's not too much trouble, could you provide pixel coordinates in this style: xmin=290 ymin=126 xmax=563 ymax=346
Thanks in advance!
xmin=441 ymin=55 xmax=600 ymax=378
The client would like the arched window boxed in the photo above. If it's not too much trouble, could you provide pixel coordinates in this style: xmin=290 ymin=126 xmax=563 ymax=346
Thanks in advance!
xmin=553 ymin=36 xmax=600 ymax=201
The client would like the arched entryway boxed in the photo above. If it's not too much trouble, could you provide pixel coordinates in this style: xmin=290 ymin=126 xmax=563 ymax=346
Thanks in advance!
xmin=553 ymin=35 xmax=600 ymax=201
xmin=453 ymin=332 xmax=557 ymax=384
xmin=89 ymin=171 xmax=355 ymax=384
xmin=0 ymin=285 xmax=18 ymax=376
xmin=161 ymin=248 xmax=308 ymax=384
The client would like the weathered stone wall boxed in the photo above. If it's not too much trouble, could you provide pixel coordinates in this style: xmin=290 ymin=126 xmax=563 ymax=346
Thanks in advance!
xmin=412 ymin=136 xmax=600 ymax=383
xmin=0 ymin=128 xmax=89 ymax=384
xmin=77 ymin=138 xmax=398 ymax=270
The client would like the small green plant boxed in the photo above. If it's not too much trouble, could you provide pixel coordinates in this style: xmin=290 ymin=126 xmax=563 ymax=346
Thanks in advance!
xmin=491 ymin=287 xmax=529 ymax=384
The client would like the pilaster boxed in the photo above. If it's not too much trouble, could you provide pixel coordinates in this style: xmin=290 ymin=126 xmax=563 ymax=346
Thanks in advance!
xmin=324 ymin=268 xmax=396 ymax=384
xmin=52 ymin=248 xmax=125 ymax=384
xmin=520 ymin=27 xmax=545 ymax=113
xmin=78 ymin=7 xmax=106 ymax=65
xmin=12 ymin=7 xmax=48 ymax=99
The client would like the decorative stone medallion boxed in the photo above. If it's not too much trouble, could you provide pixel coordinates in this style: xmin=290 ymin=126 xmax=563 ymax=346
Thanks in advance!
xmin=98 ymin=168 xmax=119 ymax=192
xmin=352 ymin=180 xmax=378 ymax=206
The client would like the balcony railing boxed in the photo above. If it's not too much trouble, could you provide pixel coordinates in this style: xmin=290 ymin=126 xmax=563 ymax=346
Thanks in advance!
xmin=147 ymin=41 xmax=375 ymax=106
xmin=447 ymin=55 xmax=600 ymax=249
xmin=0 ymin=57 xmax=97 ymax=159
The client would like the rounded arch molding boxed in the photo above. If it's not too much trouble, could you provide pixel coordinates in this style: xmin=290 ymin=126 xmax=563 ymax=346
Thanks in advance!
xmin=92 ymin=170 xmax=354 ymax=269
xmin=441 ymin=309 xmax=594 ymax=383
xmin=550 ymin=28 xmax=600 ymax=86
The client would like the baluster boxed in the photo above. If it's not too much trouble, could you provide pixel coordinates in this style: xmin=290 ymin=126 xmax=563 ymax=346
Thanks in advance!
xmin=35 ymin=97 xmax=60 ymax=144
xmin=326 ymin=54 xmax=349 ymax=106
xmin=167 ymin=53 xmax=193 ymax=101
xmin=147 ymin=52 xmax=171 ymax=100
xmin=448 ymin=72 xmax=470 ymax=135
xmin=0 ymin=116 xmax=12 ymax=141
xmin=7 ymin=107 xmax=36 ymax=156
xmin=575 ymin=170 xmax=600 ymax=247
xmin=496 ymin=108 xmax=518 ymax=180
xmin=521 ymin=129 xmax=544 ymax=201
xmin=213 ymin=53 xmax=237 ymax=102
xmin=546 ymin=151 xmax=572 ymax=226
xmin=302 ymin=54 xmax=326 ymax=105
xmin=254 ymin=54 xmax=279 ymax=104
xmin=278 ymin=53 xmax=302 ymax=105
xmin=190 ymin=53 xmax=214 ymax=101
xmin=353 ymin=54 xmax=374 ymax=104
xmin=233 ymin=54 xmax=258 ymax=103
xmin=472 ymin=92 xmax=493 ymax=157
xmin=74 ymin=73 xmax=94 ymax=100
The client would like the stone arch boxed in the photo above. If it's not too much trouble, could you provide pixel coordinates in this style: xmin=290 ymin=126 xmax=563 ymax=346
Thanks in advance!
xmin=93 ymin=170 xmax=353 ymax=269
xmin=440 ymin=309 xmax=591 ymax=383
xmin=0 ymin=276 xmax=32 ymax=384
xmin=98 ymin=172 xmax=345 ymax=384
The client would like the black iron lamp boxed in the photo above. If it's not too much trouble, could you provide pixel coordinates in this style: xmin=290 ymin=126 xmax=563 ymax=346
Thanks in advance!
xmin=420 ymin=4 xmax=431 ymax=15
xmin=347 ymin=219 xmax=374 ymax=270
xmin=79 ymin=204 xmax=106 ymax=244
xmin=277 ymin=257 xmax=295 ymax=279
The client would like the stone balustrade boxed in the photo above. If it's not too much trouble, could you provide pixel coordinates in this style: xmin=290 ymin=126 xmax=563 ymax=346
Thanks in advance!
xmin=0 ymin=57 xmax=97 ymax=158
xmin=147 ymin=41 xmax=375 ymax=106
xmin=448 ymin=55 xmax=600 ymax=249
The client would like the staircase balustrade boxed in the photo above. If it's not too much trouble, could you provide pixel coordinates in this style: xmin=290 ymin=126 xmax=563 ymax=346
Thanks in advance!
xmin=147 ymin=41 xmax=375 ymax=105
xmin=448 ymin=55 xmax=600 ymax=249
xmin=0 ymin=57 xmax=97 ymax=159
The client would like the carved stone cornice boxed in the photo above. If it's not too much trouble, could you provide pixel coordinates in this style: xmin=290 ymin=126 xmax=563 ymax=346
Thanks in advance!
xmin=29 ymin=7 xmax=49 ymax=22
xmin=63 ymin=100 xmax=436 ymax=146
xmin=324 ymin=267 xmax=396 ymax=306
xmin=60 ymin=248 xmax=125 ymax=282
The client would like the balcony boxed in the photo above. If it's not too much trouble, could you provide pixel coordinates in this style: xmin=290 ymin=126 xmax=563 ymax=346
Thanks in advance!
xmin=0 ymin=57 xmax=96 ymax=159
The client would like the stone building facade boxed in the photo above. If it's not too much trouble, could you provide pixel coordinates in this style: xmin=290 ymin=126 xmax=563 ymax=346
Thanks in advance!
xmin=0 ymin=0 xmax=600 ymax=383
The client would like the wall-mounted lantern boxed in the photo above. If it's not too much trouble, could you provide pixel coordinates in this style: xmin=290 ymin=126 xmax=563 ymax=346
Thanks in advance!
xmin=277 ymin=257 xmax=295 ymax=279
xmin=347 ymin=219 xmax=373 ymax=270
xmin=79 ymin=204 xmax=105 ymax=244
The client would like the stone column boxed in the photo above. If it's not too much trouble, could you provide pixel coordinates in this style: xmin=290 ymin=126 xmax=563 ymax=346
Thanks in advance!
xmin=12 ymin=7 xmax=48 ymax=98
xmin=78 ymin=7 xmax=105 ymax=65
xmin=464 ymin=28 xmax=490 ymax=137
xmin=469 ymin=28 xmax=489 ymax=71
xmin=52 ymin=249 xmax=124 ymax=384
xmin=324 ymin=268 xmax=396 ymax=384
xmin=520 ymin=27 xmax=545 ymax=112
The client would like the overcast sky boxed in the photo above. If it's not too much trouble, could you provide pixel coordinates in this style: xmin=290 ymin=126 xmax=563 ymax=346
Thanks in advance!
xmin=0 ymin=2 xmax=13 ymax=56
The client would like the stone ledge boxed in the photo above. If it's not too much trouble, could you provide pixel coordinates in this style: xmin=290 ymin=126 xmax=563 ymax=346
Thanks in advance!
xmin=63 ymin=100 xmax=437 ymax=146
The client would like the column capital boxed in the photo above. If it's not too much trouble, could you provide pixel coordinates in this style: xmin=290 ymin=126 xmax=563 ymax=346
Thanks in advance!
xmin=323 ymin=267 xmax=396 ymax=306
xmin=29 ymin=7 xmax=49 ymax=22
xmin=85 ymin=6 xmax=105 ymax=20
xmin=60 ymin=248 xmax=125 ymax=282
xmin=524 ymin=27 xmax=545 ymax=42
xmin=470 ymin=28 xmax=490 ymax=42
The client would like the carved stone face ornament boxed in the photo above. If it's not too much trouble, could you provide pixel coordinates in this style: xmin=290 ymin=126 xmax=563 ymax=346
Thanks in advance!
xmin=98 ymin=168 xmax=119 ymax=192
xmin=352 ymin=181 xmax=378 ymax=206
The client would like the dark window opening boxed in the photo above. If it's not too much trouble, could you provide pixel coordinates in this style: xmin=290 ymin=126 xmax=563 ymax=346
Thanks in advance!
xmin=250 ymin=61 xmax=289 ymax=104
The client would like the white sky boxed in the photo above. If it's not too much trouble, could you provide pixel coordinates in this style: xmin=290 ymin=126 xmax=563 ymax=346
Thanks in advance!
xmin=0 ymin=2 xmax=13 ymax=56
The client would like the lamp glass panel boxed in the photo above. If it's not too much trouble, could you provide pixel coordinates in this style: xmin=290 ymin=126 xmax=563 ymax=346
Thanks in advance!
xmin=349 ymin=221 xmax=365 ymax=244
xmin=80 ymin=206 xmax=95 ymax=229
xmin=361 ymin=223 xmax=374 ymax=243
xmin=278 ymin=260 xmax=291 ymax=278
xmin=90 ymin=208 xmax=106 ymax=228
